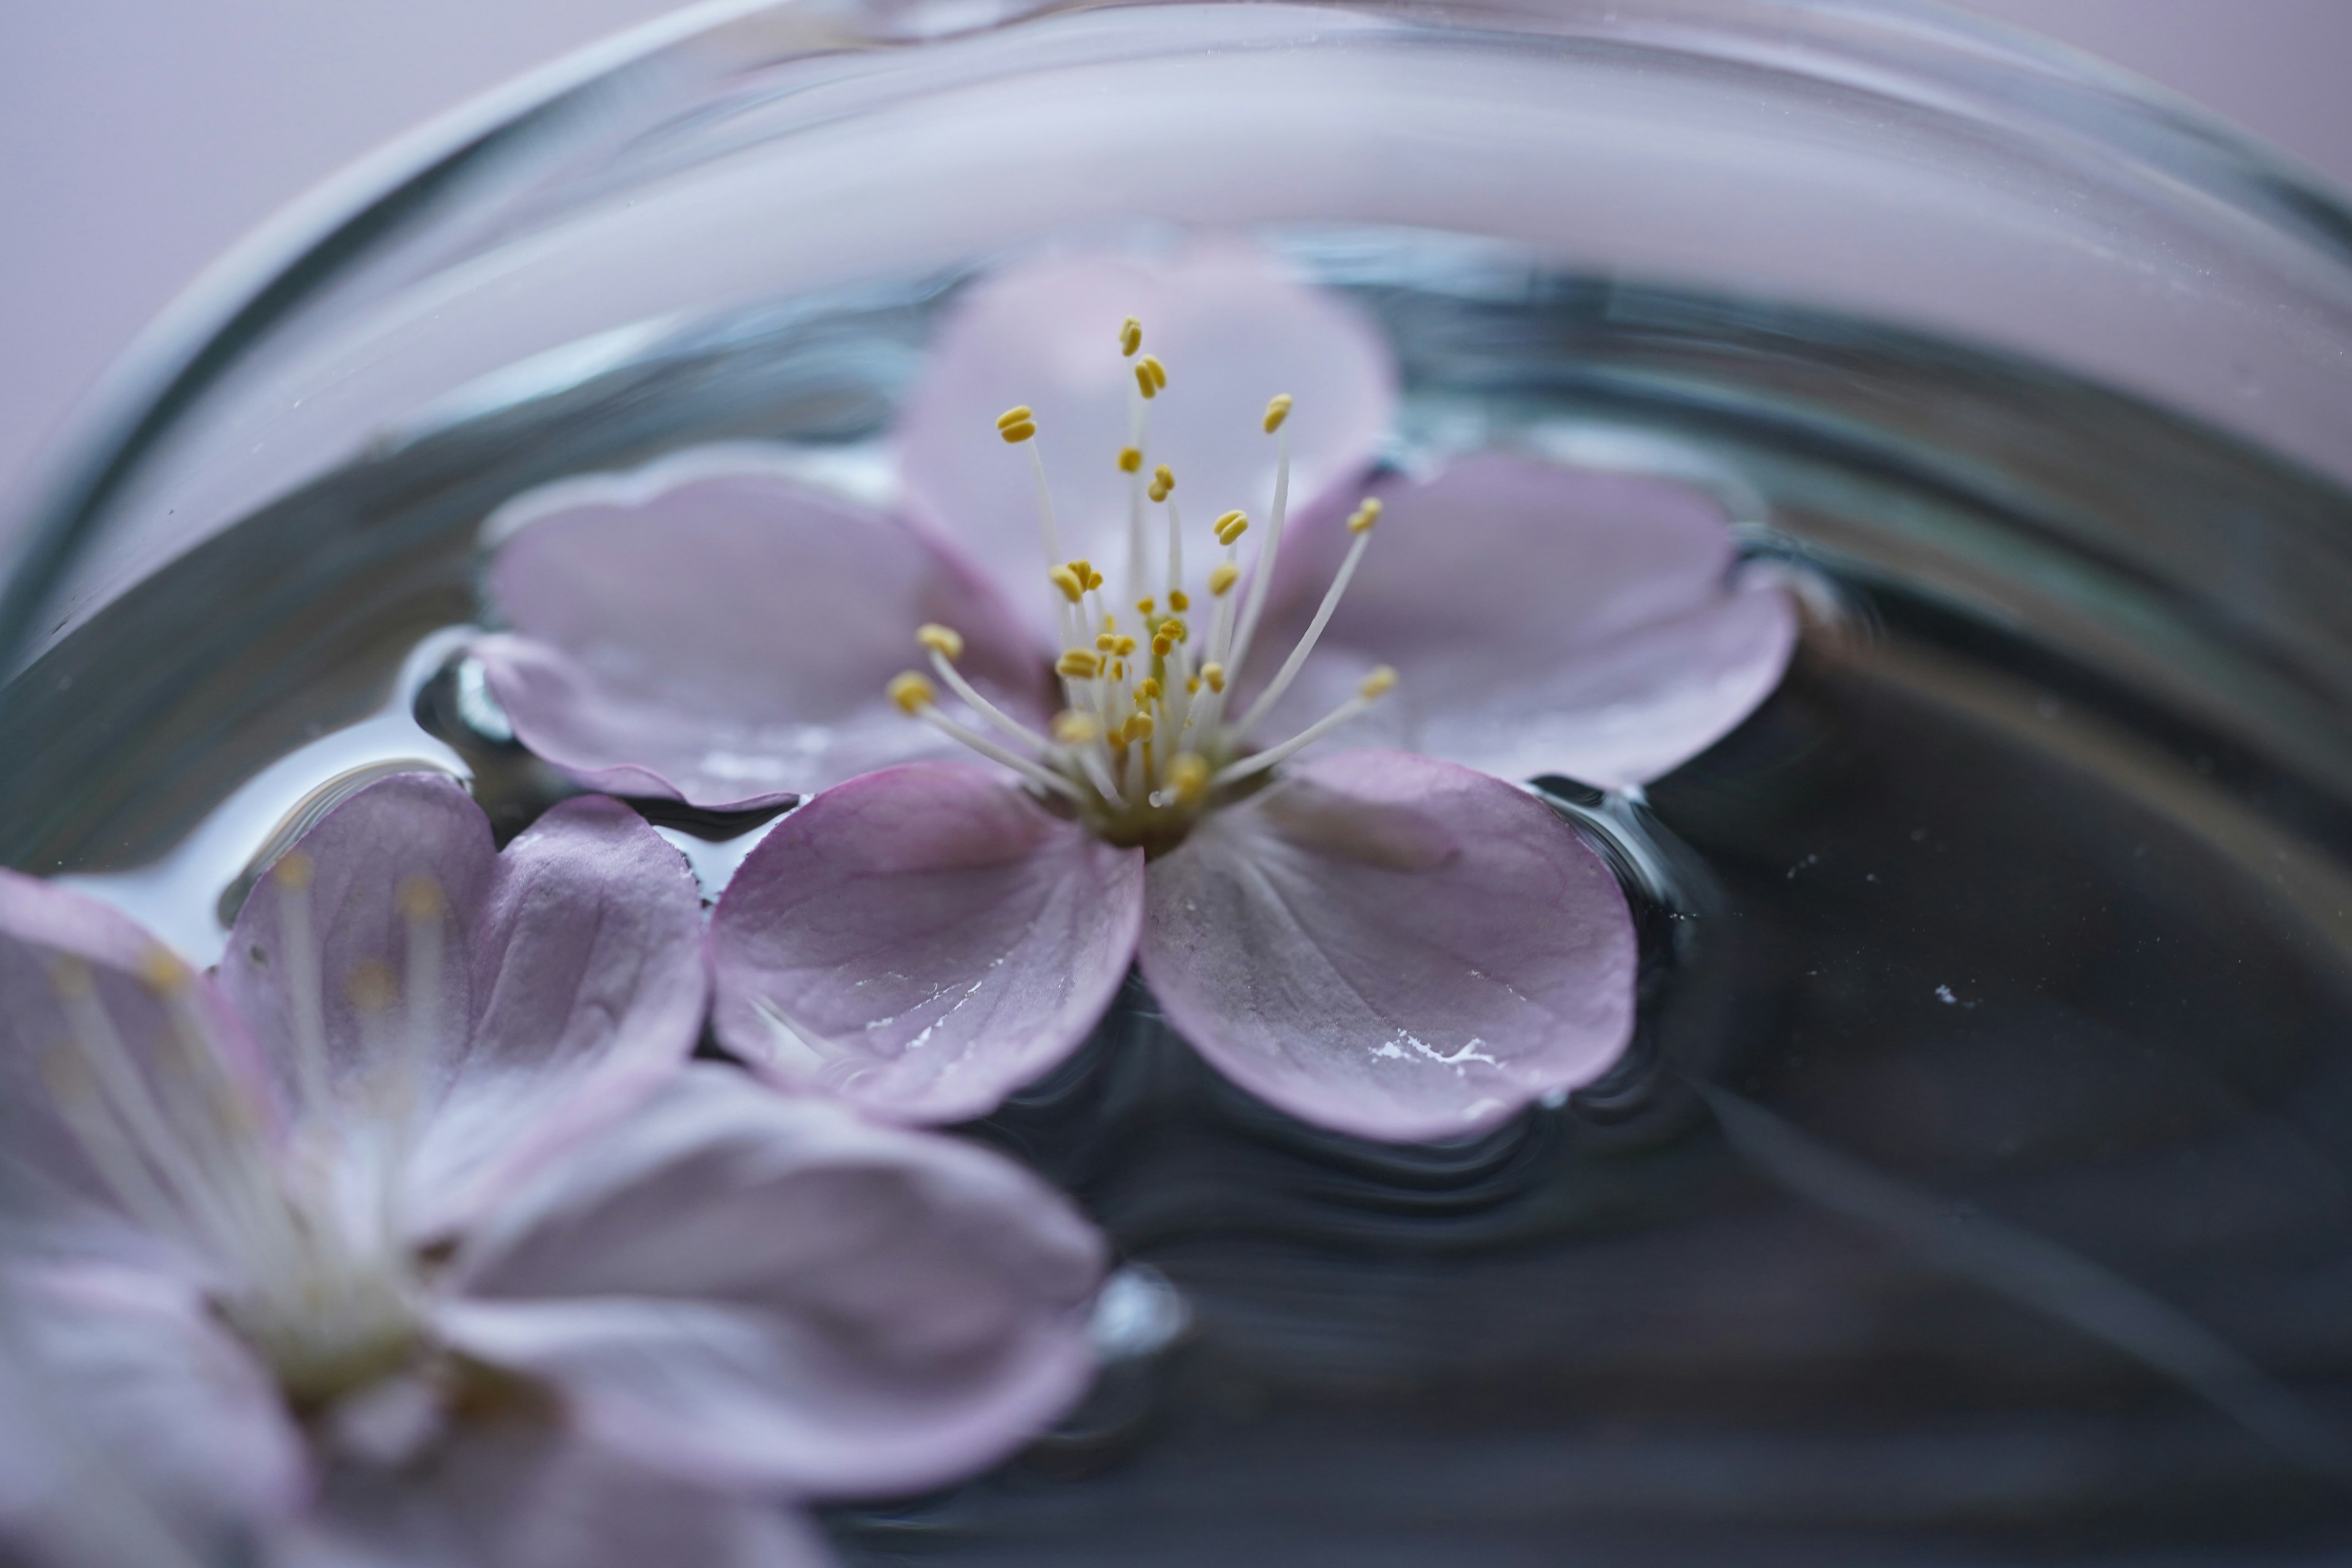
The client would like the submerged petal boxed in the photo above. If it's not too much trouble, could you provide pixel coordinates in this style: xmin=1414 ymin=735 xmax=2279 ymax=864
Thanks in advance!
xmin=479 ymin=453 xmax=1046 ymax=809
xmin=897 ymin=242 xmax=1395 ymax=634
xmin=0 ymin=872 xmax=272 ymax=1265
xmin=221 ymin=775 xmax=707 ymax=1237
xmin=1140 ymin=750 xmax=1637 ymax=1142
xmin=710 ymin=762 xmax=1144 ymax=1125
xmin=439 ymin=1065 xmax=1103 ymax=1501
xmin=1255 ymin=453 xmax=1797 ymax=787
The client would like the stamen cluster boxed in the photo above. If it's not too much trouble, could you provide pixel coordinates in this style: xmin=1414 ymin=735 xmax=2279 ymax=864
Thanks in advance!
xmin=891 ymin=317 xmax=1395 ymax=853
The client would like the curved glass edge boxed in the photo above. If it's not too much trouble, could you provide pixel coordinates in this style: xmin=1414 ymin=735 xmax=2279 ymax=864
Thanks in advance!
xmin=5 ymin=0 xmax=2350 ymax=676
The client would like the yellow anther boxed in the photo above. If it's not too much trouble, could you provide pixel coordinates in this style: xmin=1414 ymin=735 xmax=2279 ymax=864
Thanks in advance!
xmin=1148 ymin=464 xmax=1175 ymax=503
xmin=272 ymin=849 xmax=315 ymax=891
xmin=1348 ymin=497 xmax=1384 ymax=533
xmin=1169 ymin=753 xmax=1211 ymax=803
xmin=916 ymin=624 xmax=965 ymax=660
xmin=888 ymin=671 xmax=937 ymax=714
xmin=1125 ymin=712 xmax=1155 ymax=742
xmin=1168 ymin=589 xmax=1190 ymax=612
xmin=1115 ymin=636 xmax=1137 ymax=657
xmin=1117 ymin=447 xmax=1144 ymax=473
xmin=1359 ymin=665 xmax=1400 ymax=699
xmin=1214 ymin=510 xmax=1249 ymax=546
xmin=1111 ymin=659 xmax=1127 ymax=682
xmin=1095 ymin=631 xmax=1119 ymax=653
xmin=1135 ymin=597 xmax=1155 ymax=616
xmin=1208 ymin=562 xmax=1240 ymax=597
xmin=1054 ymin=709 xmax=1101 ymax=745
xmin=1136 ymin=677 xmax=1163 ymax=703
xmin=1135 ymin=363 xmax=1159 ymax=400
xmin=1102 ymin=614 xmax=1118 ymax=632
xmin=1186 ymin=675 xmax=1202 ymax=695
xmin=1119 ymin=317 xmax=1142 ymax=357
xmin=1049 ymin=565 xmax=1086 ymax=603
xmin=1202 ymin=662 xmax=1227 ymax=693
xmin=1152 ymin=633 xmax=1175 ymax=659
xmin=347 ymin=959 xmax=399 ymax=1014
xmin=1056 ymin=649 xmax=1102 ymax=680
xmin=1163 ymin=617 xmax=1188 ymax=643
xmin=996 ymin=405 xmax=1037 ymax=443
xmin=1264 ymin=393 xmax=1294 ymax=433
xmin=137 ymin=948 xmax=190 ymax=995
xmin=1141 ymin=355 xmax=1167 ymax=390
xmin=1085 ymin=565 xmax=1106 ymax=591
xmin=396 ymin=875 xmax=447 ymax=922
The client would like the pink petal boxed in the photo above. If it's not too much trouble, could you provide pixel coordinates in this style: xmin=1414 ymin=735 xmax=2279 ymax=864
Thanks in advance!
xmin=288 ymin=1430 xmax=828 ymax=1568
xmin=10 ymin=1262 xmax=307 ymax=1545
xmin=0 ymin=870 xmax=274 ymax=1264
xmin=480 ymin=452 xmax=1047 ymax=809
xmin=896 ymin=241 xmax=1396 ymax=639
xmin=709 ymin=763 xmax=1144 ymax=1125
xmin=221 ymin=776 xmax=707 ymax=1238
xmin=1253 ymin=453 xmax=1798 ymax=788
xmin=438 ymin=1065 xmax=1104 ymax=1501
xmin=1139 ymin=750 xmax=1637 ymax=1142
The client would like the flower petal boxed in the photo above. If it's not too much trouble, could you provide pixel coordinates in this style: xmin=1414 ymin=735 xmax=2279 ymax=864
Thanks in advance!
xmin=1140 ymin=750 xmax=1637 ymax=1142
xmin=220 ymin=776 xmax=707 ymax=1237
xmin=709 ymin=762 xmax=1143 ymax=1125
xmin=1253 ymin=453 xmax=1798 ymax=787
xmin=9 ymin=1262 xmax=307 ymax=1548
xmin=0 ymin=870 xmax=272 ymax=1267
xmin=897 ymin=242 xmax=1396 ymax=638
xmin=438 ymin=1064 xmax=1104 ymax=1501
xmin=289 ymin=1429 xmax=829 ymax=1568
xmin=480 ymin=453 xmax=1046 ymax=809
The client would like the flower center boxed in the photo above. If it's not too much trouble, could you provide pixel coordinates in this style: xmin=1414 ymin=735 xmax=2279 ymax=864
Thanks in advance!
xmin=37 ymin=856 xmax=449 ymax=1409
xmin=890 ymin=316 xmax=1395 ymax=853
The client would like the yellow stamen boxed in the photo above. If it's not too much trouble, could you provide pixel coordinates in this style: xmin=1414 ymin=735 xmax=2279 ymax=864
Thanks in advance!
xmin=1152 ymin=633 xmax=1175 ymax=659
xmin=1163 ymin=617 xmax=1188 ymax=643
xmin=272 ymin=850 xmax=314 ymax=891
xmin=1054 ymin=710 xmax=1101 ymax=744
xmin=1148 ymin=464 xmax=1175 ymax=503
xmin=888 ymin=672 xmax=938 ymax=714
xmin=997 ymin=405 xmax=1037 ymax=444
xmin=1348 ymin=497 xmax=1384 ymax=533
xmin=1095 ymin=632 xmax=1119 ymax=653
xmin=1358 ymin=665 xmax=1399 ymax=699
xmin=1141 ymin=355 xmax=1167 ymax=390
xmin=1186 ymin=675 xmax=1202 ymax=695
xmin=1119 ymin=317 xmax=1143 ymax=357
xmin=137 ymin=948 xmax=190 ymax=995
xmin=1049 ymin=565 xmax=1086 ymax=603
xmin=1135 ymin=364 xmax=1159 ymax=400
xmin=1214 ymin=510 xmax=1248 ymax=546
xmin=1168 ymin=589 xmax=1190 ymax=612
xmin=1169 ymin=753 xmax=1210 ymax=803
xmin=395 ymin=876 xmax=447 ymax=922
xmin=1208 ymin=562 xmax=1240 ymax=597
xmin=1115 ymin=636 xmax=1137 ymax=657
xmin=1135 ymin=597 xmax=1155 ymax=616
xmin=347 ymin=960 xmax=399 ymax=1014
xmin=1135 ymin=677 xmax=1163 ymax=703
xmin=1263 ymin=393 xmax=1293 ymax=434
xmin=916 ymin=624 xmax=965 ymax=660
xmin=1117 ymin=447 xmax=1144 ymax=472
xmin=1057 ymin=649 xmax=1102 ymax=680
xmin=1201 ymin=662 xmax=1227 ymax=693
xmin=1125 ymin=712 xmax=1155 ymax=742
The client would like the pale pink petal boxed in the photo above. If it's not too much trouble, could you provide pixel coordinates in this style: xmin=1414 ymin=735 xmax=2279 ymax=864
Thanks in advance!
xmin=897 ymin=242 xmax=1396 ymax=639
xmin=709 ymin=763 xmax=1144 ymax=1125
xmin=221 ymin=776 xmax=707 ymax=1237
xmin=0 ymin=871 xmax=273 ymax=1266
xmin=480 ymin=453 xmax=1047 ymax=809
xmin=9 ymin=1262 xmax=307 ymax=1547
xmin=439 ymin=1065 xmax=1103 ymax=1501
xmin=1252 ymin=454 xmax=1798 ymax=788
xmin=288 ymin=1430 xmax=829 ymax=1568
xmin=1140 ymin=750 xmax=1637 ymax=1142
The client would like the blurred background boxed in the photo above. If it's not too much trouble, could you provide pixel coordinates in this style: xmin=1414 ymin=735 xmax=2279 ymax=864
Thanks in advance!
xmin=2 ymin=0 xmax=2349 ymax=527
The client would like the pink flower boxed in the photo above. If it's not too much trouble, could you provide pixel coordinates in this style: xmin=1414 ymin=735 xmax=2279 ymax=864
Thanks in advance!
xmin=0 ymin=775 xmax=1102 ymax=1567
xmin=473 ymin=244 xmax=1796 ymax=1144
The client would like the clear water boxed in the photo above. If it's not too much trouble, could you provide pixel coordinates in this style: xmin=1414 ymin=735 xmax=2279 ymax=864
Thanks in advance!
xmin=9 ymin=236 xmax=2352 ymax=1564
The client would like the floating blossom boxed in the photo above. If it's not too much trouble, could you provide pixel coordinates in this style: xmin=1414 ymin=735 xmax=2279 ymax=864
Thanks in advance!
xmin=0 ymin=775 xmax=1102 ymax=1566
xmin=475 ymin=244 xmax=1796 ymax=1141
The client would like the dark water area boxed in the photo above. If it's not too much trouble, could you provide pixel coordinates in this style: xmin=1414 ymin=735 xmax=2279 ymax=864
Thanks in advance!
xmin=6 ymin=234 xmax=2352 ymax=1561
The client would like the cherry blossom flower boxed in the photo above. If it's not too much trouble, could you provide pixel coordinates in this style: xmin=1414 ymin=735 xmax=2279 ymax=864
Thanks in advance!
xmin=0 ymin=775 xmax=1103 ymax=1568
xmin=473 ymin=244 xmax=1796 ymax=1143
